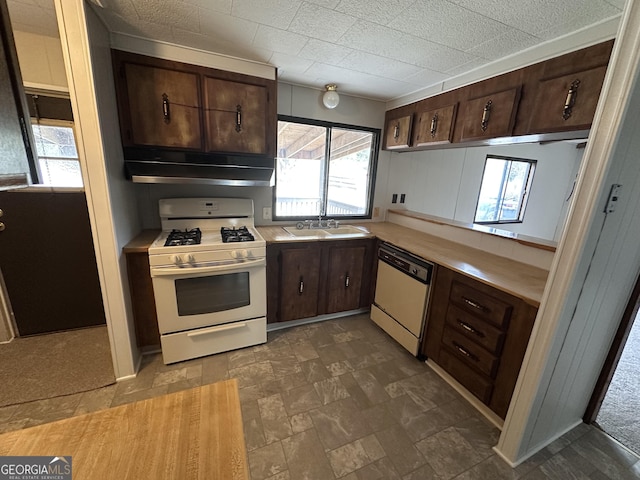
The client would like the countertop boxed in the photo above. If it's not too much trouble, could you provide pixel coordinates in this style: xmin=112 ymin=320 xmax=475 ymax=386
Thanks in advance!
xmin=258 ymin=223 xmax=548 ymax=307
xmin=123 ymin=229 xmax=160 ymax=253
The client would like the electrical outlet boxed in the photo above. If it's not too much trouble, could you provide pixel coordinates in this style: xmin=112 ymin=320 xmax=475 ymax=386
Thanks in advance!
xmin=400 ymin=194 xmax=406 ymax=203
xmin=373 ymin=207 xmax=380 ymax=218
xmin=392 ymin=194 xmax=398 ymax=204
xmin=262 ymin=206 xmax=272 ymax=220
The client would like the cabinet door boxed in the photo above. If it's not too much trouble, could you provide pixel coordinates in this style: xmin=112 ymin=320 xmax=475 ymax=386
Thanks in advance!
xmin=204 ymin=77 xmax=268 ymax=154
xmin=384 ymin=115 xmax=413 ymax=149
xmin=326 ymin=245 xmax=365 ymax=314
xmin=459 ymin=87 xmax=521 ymax=142
xmin=124 ymin=63 xmax=202 ymax=149
xmin=279 ymin=246 xmax=321 ymax=322
xmin=528 ymin=66 xmax=607 ymax=133
xmin=413 ymin=104 xmax=457 ymax=147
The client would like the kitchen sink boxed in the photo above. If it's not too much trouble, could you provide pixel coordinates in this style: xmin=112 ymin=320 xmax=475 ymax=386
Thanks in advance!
xmin=282 ymin=225 xmax=367 ymax=237
xmin=325 ymin=226 xmax=367 ymax=235
xmin=282 ymin=227 xmax=331 ymax=237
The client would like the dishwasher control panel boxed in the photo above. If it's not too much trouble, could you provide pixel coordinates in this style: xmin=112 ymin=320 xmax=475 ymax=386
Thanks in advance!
xmin=378 ymin=243 xmax=433 ymax=284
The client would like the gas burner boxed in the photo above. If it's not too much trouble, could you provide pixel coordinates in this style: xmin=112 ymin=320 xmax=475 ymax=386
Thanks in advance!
xmin=221 ymin=226 xmax=255 ymax=243
xmin=164 ymin=228 xmax=202 ymax=246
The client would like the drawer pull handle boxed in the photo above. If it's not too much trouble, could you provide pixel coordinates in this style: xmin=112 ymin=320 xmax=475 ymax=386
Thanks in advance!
xmin=458 ymin=320 xmax=484 ymax=337
xmin=430 ymin=113 xmax=438 ymax=137
xmin=462 ymin=297 xmax=487 ymax=312
xmin=481 ymin=100 xmax=492 ymax=131
xmin=299 ymin=277 xmax=304 ymax=295
xmin=345 ymin=274 xmax=350 ymax=288
xmin=453 ymin=341 xmax=478 ymax=361
xmin=393 ymin=123 xmax=400 ymax=139
xmin=162 ymin=93 xmax=171 ymax=123
xmin=563 ymin=79 xmax=580 ymax=120
xmin=236 ymin=104 xmax=242 ymax=132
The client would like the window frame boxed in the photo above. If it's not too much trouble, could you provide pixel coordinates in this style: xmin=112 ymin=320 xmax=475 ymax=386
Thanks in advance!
xmin=474 ymin=154 xmax=536 ymax=225
xmin=30 ymin=118 xmax=83 ymax=188
xmin=273 ymin=115 xmax=380 ymax=221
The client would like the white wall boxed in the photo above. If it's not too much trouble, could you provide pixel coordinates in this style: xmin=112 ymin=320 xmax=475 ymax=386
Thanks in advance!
xmin=385 ymin=142 xmax=584 ymax=241
xmin=12 ymin=30 xmax=68 ymax=92
xmin=55 ymin=0 xmax=140 ymax=378
xmin=135 ymin=82 xmax=390 ymax=228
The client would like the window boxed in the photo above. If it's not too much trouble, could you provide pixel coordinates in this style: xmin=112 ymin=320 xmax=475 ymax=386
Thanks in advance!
xmin=474 ymin=155 xmax=535 ymax=224
xmin=31 ymin=122 xmax=83 ymax=187
xmin=274 ymin=117 xmax=379 ymax=219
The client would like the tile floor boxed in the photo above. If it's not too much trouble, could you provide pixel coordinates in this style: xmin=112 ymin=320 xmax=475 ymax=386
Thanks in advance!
xmin=1 ymin=314 xmax=639 ymax=479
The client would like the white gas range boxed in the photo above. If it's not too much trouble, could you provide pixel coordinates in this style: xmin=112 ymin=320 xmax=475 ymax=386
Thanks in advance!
xmin=148 ymin=198 xmax=266 ymax=364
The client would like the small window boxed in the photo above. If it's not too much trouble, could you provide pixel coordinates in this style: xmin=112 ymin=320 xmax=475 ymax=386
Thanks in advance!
xmin=274 ymin=116 xmax=379 ymax=219
xmin=474 ymin=155 xmax=535 ymax=224
xmin=31 ymin=122 xmax=83 ymax=187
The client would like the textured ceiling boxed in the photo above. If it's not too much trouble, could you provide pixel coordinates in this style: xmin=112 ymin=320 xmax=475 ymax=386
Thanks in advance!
xmin=7 ymin=0 xmax=625 ymax=102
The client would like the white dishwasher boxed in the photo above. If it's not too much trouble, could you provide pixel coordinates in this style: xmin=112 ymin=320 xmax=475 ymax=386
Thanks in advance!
xmin=370 ymin=242 xmax=434 ymax=356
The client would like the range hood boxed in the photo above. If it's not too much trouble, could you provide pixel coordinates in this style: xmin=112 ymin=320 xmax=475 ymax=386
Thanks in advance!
xmin=123 ymin=147 xmax=275 ymax=187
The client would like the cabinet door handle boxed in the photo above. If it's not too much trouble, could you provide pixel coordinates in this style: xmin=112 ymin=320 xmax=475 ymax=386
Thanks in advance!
xmin=430 ymin=113 xmax=438 ymax=137
xmin=462 ymin=297 xmax=487 ymax=312
xmin=236 ymin=104 xmax=242 ymax=132
xmin=481 ymin=100 xmax=492 ymax=131
xmin=458 ymin=320 xmax=484 ymax=337
xmin=298 ymin=276 xmax=304 ymax=295
xmin=453 ymin=341 xmax=478 ymax=361
xmin=162 ymin=93 xmax=171 ymax=124
xmin=393 ymin=123 xmax=400 ymax=139
xmin=345 ymin=274 xmax=350 ymax=288
xmin=563 ymin=79 xmax=580 ymax=120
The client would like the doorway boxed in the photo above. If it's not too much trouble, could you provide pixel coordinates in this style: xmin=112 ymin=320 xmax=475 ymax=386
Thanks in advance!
xmin=585 ymin=273 xmax=640 ymax=456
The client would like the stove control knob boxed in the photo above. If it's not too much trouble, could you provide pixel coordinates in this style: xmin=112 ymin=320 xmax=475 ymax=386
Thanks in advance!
xmin=230 ymin=250 xmax=238 ymax=259
xmin=186 ymin=254 xmax=195 ymax=264
xmin=239 ymin=249 xmax=248 ymax=259
xmin=172 ymin=255 xmax=183 ymax=265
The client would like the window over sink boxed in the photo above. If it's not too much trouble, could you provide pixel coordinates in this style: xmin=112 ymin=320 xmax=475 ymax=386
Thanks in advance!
xmin=274 ymin=116 xmax=379 ymax=220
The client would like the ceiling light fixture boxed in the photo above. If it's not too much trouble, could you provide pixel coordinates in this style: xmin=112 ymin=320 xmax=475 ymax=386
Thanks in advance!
xmin=322 ymin=84 xmax=340 ymax=109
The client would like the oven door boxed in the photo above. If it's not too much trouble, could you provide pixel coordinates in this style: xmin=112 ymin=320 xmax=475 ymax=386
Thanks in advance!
xmin=151 ymin=258 xmax=266 ymax=334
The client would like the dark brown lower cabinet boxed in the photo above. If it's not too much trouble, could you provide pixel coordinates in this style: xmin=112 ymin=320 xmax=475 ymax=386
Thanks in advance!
xmin=423 ymin=266 xmax=537 ymax=419
xmin=267 ymin=239 xmax=375 ymax=324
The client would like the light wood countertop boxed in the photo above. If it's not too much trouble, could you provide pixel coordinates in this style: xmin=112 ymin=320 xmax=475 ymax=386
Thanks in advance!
xmin=123 ymin=229 xmax=161 ymax=253
xmin=258 ymin=223 xmax=548 ymax=307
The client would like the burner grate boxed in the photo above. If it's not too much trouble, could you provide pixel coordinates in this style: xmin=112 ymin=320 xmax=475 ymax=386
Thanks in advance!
xmin=164 ymin=228 xmax=202 ymax=246
xmin=220 ymin=226 xmax=255 ymax=243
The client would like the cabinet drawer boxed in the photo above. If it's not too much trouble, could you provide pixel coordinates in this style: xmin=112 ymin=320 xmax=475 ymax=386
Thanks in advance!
xmin=450 ymin=281 xmax=512 ymax=329
xmin=439 ymin=349 xmax=493 ymax=404
xmin=442 ymin=327 xmax=499 ymax=377
xmin=445 ymin=304 xmax=505 ymax=355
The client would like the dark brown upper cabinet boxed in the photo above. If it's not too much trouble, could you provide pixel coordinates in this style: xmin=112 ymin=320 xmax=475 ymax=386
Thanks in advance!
xmin=122 ymin=63 xmax=203 ymax=150
xmin=528 ymin=65 xmax=608 ymax=134
xmin=384 ymin=114 xmax=413 ymax=149
xmin=382 ymin=40 xmax=614 ymax=151
xmin=459 ymin=87 xmax=521 ymax=142
xmin=412 ymin=103 xmax=458 ymax=147
xmin=203 ymin=77 xmax=268 ymax=155
xmin=112 ymin=50 xmax=276 ymax=157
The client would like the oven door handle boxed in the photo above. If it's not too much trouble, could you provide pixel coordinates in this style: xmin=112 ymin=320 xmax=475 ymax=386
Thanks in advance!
xmin=150 ymin=258 xmax=266 ymax=277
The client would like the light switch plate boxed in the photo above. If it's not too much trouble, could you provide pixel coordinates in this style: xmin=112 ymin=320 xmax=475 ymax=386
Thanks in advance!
xmin=605 ymin=184 xmax=622 ymax=213
xmin=262 ymin=206 xmax=272 ymax=220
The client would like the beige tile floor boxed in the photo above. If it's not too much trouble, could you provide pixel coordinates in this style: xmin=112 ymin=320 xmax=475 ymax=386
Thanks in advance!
xmin=1 ymin=314 xmax=639 ymax=479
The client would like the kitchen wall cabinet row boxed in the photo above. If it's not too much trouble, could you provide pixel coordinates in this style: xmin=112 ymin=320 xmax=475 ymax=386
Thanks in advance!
xmin=266 ymin=239 xmax=376 ymax=324
xmin=111 ymin=50 xmax=277 ymax=157
xmin=384 ymin=40 xmax=614 ymax=151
